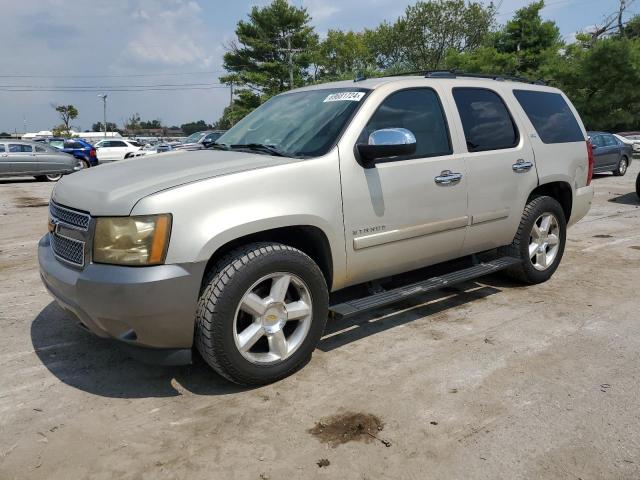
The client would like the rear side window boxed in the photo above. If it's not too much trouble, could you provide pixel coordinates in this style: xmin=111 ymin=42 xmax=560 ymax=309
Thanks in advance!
xmin=35 ymin=145 xmax=46 ymax=152
xmin=9 ymin=144 xmax=32 ymax=152
xmin=453 ymin=88 xmax=518 ymax=152
xmin=360 ymin=88 xmax=452 ymax=159
xmin=602 ymin=135 xmax=617 ymax=147
xmin=64 ymin=141 xmax=85 ymax=149
xmin=0 ymin=144 xmax=5 ymax=152
xmin=111 ymin=141 xmax=127 ymax=147
xmin=513 ymin=90 xmax=584 ymax=144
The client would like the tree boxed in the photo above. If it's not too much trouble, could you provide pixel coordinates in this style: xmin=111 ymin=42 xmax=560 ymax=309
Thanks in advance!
xmin=139 ymin=119 xmax=163 ymax=129
xmin=125 ymin=113 xmax=141 ymax=133
xmin=314 ymin=30 xmax=376 ymax=81
xmin=181 ymin=120 xmax=213 ymax=135
xmin=52 ymin=104 xmax=78 ymax=136
xmin=91 ymin=121 xmax=119 ymax=132
xmin=493 ymin=1 xmax=562 ymax=74
xmin=217 ymin=0 xmax=318 ymax=127
xmin=385 ymin=0 xmax=497 ymax=70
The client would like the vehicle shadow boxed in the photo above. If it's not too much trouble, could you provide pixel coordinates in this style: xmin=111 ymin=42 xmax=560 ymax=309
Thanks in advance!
xmin=319 ymin=280 xmax=501 ymax=352
xmin=31 ymin=302 xmax=251 ymax=399
xmin=608 ymin=192 xmax=639 ymax=206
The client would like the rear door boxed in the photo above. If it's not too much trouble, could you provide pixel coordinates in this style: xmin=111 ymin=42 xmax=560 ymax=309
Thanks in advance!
xmin=108 ymin=140 xmax=130 ymax=160
xmin=34 ymin=144 xmax=68 ymax=173
xmin=8 ymin=143 xmax=38 ymax=174
xmin=95 ymin=140 xmax=114 ymax=161
xmin=447 ymin=87 xmax=537 ymax=253
xmin=602 ymin=134 xmax=621 ymax=167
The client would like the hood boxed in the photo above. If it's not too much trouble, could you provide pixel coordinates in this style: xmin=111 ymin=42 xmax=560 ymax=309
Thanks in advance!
xmin=53 ymin=149 xmax=300 ymax=216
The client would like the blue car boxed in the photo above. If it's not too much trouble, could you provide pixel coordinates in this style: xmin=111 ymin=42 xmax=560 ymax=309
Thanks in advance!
xmin=35 ymin=137 xmax=99 ymax=167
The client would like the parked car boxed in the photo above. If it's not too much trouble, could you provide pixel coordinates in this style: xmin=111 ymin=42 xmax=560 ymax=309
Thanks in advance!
xmin=637 ymin=171 xmax=640 ymax=201
xmin=39 ymin=73 xmax=594 ymax=385
xmin=93 ymin=139 xmax=142 ymax=162
xmin=0 ymin=140 xmax=83 ymax=181
xmin=588 ymin=131 xmax=633 ymax=176
xmin=34 ymin=137 xmax=99 ymax=168
xmin=173 ymin=130 xmax=225 ymax=151
xmin=130 ymin=144 xmax=173 ymax=158
xmin=616 ymin=131 xmax=640 ymax=153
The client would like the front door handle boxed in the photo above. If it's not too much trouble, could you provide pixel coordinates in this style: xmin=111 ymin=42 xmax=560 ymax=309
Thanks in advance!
xmin=435 ymin=170 xmax=463 ymax=185
xmin=512 ymin=159 xmax=534 ymax=172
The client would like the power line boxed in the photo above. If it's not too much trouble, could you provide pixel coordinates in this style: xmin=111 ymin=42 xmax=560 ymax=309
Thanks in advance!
xmin=0 ymin=82 xmax=224 ymax=89
xmin=0 ymin=70 xmax=225 ymax=79
xmin=0 ymin=86 xmax=229 ymax=93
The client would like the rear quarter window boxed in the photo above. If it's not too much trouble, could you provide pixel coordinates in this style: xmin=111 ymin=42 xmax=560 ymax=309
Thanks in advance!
xmin=513 ymin=90 xmax=584 ymax=144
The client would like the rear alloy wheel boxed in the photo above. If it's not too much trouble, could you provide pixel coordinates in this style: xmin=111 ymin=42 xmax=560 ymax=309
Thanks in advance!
xmin=500 ymin=196 xmax=567 ymax=284
xmin=44 ymin=174 xmax=63 ymax=182
xmin=636 ymin=172 xmax=640 ymax=201
xmin=613 ymin=156 xmax=628 ymax=176
xmin=196 ymin=242 xmax=328 ymax=385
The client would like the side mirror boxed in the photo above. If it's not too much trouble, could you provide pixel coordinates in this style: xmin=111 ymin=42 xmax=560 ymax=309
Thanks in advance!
xmin=357 ymin=128 xmax=417 ymax=165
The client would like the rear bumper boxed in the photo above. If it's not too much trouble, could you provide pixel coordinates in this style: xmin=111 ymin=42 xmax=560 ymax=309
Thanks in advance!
xmin=569 ymin=185 xmax=594 ymax=227
xmin=38 ymin=234 xmax=206 ymax=364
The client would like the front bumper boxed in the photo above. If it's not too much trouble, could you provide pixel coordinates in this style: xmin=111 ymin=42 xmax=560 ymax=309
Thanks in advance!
xmin=569 ymin=185 xmax=594 ymax=227
xmin=38 ymin=234 xmax=205 ymax=365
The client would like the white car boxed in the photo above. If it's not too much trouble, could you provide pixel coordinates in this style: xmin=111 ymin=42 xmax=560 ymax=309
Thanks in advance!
xmin=94 ymin=139 xmax=142 ymax=162
xmin=616 ymin=133 xmax=640 ymax=153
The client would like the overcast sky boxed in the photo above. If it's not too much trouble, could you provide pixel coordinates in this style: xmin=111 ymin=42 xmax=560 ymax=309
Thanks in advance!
xmin=0 ymin=0 xmax=633 ymax=133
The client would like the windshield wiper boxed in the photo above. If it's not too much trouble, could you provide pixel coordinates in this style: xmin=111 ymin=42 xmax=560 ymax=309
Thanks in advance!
xmin=206 ymin=142 xmax=230 ymax=151
xmin=229 ymin=143 xmax=289 ymax=157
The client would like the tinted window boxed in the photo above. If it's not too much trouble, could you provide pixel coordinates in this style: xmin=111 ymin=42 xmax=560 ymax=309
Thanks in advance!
xmin=359 ymin=88 xmax=451 ymax=159
xmin=9 ymin=144 xmax=32 ymax=152
xmin=204 ymin=132 xmax=222 ymax=143
xmin=453 ymin=88 xmax=518 ymax=152
xmin=513 ymin=90 xmax=584 ymax=144
xmin=590 ymin=135 xmax=604 ymax=147
xmin=111 ymin=141 xmax=127 ymax=147
xmin=0 ymin=144 xmax=5 ymax=152
xmin=35 ymin=145 xmax=46 ymax=152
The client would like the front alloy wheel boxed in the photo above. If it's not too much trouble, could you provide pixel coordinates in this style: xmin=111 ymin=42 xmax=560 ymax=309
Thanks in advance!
xmin=234 ymin=272 xmax=313 ymax=364
xmin=528 ymin=213 xmax=560 ymax=271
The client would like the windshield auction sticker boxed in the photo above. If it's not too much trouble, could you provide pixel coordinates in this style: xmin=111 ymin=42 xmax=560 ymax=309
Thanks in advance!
xmin=323 ymin=92 xmax=366 ymax=102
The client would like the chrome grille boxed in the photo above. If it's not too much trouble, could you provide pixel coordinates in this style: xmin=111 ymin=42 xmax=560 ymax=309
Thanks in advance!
xmin=51 ymin=233 xmax=85 ymax=267
xmin=49 ymin=202 xmax=90 ymax=230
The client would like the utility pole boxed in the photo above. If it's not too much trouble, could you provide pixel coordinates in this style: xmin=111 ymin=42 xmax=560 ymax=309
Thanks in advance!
xmin=279 ymin=32 xmax=303 ymax=90
xmin=98 ymin=94 xmax=108 ymax=138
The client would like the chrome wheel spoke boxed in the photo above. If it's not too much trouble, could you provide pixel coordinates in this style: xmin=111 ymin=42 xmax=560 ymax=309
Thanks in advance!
xmin=241 ymin=293 xmax=267 ymax=317
xmin=237 ymin=322 xmax=264 ymax=352
xmin=286 ymin=300 xmax=311 ymax=320
xmin=540 ymin=215 xmax=551 ymax=233
xmin=529 ymin=242 xmax=539 ymax=259
xmin=531 ymin=224 xmax=542 ymax=241
xmin=268 ymin=330 xmax=288 ymax=359
xmin=269 ymin=274 xmax=291 ymax=303
xmin=536 ymin=251 xmax=547 ymax=268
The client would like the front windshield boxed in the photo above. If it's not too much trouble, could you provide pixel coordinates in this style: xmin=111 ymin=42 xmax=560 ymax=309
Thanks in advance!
xmin=217 ymin=88 xmax=369 ymax=157
xmin=184 ymin=132 xmax=207 ymax=144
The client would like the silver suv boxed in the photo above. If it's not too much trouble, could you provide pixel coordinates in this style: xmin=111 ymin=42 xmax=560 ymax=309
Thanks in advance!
xmin=39 ymin=73 xmax=594 ymax=385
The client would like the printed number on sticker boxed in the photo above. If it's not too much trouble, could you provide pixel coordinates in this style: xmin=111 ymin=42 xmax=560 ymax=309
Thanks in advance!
xmin=323 ymin=92 xmax=366 ymax=103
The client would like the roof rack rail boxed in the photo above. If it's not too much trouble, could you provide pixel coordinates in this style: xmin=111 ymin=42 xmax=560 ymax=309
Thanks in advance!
xmin=380 ymin=69 xmax=545 ymax=85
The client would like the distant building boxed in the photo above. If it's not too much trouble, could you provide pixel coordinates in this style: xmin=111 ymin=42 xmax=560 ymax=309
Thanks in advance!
xmin=21 ymin=130 xmax=122 ymax=140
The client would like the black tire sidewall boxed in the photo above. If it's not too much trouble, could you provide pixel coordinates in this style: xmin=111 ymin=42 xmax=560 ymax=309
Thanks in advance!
xmin=203 ymin=247 xmax=328 ymax=383
xmin=636 ymin=172 xmax=640 ymax=201
xmin=615 ymin=157 xmax=628 ymax=176
xmin=516 ymin=197 xmax=567 ymax=284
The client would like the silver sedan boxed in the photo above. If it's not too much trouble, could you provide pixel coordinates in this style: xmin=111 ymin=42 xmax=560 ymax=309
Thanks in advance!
xmin=0 ymin=140 xmax=83 ymax=181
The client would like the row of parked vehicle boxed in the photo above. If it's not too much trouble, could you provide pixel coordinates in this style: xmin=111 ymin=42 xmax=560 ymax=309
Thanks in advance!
xmin=0 ymin=130 xmax=226 ymax=181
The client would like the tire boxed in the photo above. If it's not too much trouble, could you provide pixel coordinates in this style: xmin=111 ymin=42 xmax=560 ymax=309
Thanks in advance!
xmin=636 ymin=172 xmax=640 ymax=201
xmin=35 ymin=174 xmax=62 ymax=182
xmin=499 ymin=196 xmax=567 ymax=284
xmin=613 ymin=156 xmax=628 ymax=176
xmin=195 ymin=242 xmax=329 ymax=385
xmin=82 ymin=159 xmax=90 ymax=169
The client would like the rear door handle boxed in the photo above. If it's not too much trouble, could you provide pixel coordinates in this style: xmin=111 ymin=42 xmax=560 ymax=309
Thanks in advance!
xmin=435 ymin=170 xmax=463 ymax=185
xmin=512 ymin=159 xmax=534 ymax=172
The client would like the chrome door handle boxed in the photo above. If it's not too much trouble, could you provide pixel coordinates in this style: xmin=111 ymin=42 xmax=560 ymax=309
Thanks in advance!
xmin=513 ymin=159 xmax=533 ymax=172
xmin=435 ymin=170 xmax=463 ymax=185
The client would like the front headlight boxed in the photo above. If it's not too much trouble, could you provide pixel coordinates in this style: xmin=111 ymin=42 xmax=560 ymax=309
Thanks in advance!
xmin=93 ymin=214 xmax=171 ymax=266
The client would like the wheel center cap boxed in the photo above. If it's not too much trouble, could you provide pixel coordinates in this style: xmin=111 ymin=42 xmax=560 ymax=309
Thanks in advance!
xmin=262 ymin=304 xmax=287 ymax=333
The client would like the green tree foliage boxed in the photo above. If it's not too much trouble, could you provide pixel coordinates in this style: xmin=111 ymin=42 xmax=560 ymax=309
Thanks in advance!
xmin=181 ymin=120 xmax=214 ymax=135
xmin=91 ymin=121 xmax=119 ymax=132
xmin=139 ymin=119 xmax=163 ymax=129
xmin=53 ymin=104 xmax=78 ymax=135
xmin=217 ymin=0 xmax=317 ymax=127
xmin=543 ymin=37 xmax=640 ymax=131
xmin=314 ymin=30 xmax=376 ymax=81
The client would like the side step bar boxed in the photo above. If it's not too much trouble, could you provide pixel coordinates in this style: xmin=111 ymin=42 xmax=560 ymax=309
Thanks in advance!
xmin=329 ymin=257 xmax=521 ymax=319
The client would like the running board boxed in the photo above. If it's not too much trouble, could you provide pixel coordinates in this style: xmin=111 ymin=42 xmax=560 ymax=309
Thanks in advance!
xmin=329 ymin=257 xmax=521 ymax=319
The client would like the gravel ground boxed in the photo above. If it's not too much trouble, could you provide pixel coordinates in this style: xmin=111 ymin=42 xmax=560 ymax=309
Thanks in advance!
xmin=1 ymin=165 xmax=639 ymax=480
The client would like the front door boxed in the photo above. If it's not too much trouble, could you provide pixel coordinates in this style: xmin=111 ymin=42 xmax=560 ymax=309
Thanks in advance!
xmin=8 ymin=143 xmax=38 ymax=175
xmin=447 ymin=87 xmax=538 ymax=253
xmin=340 ymin=87 xmax=469 ymax=286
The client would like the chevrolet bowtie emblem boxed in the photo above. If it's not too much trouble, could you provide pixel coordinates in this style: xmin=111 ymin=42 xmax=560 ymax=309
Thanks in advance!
xmin=48 ymin=218 xmax=57 ymax=233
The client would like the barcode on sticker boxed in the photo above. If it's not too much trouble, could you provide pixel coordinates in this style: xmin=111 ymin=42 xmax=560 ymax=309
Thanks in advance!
xmin=323 ymin=92 xmax=366 ymax=103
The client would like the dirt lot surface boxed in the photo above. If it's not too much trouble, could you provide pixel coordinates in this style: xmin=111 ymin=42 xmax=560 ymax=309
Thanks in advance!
xmin=1 ymin=166 xmax=640 ymax=479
